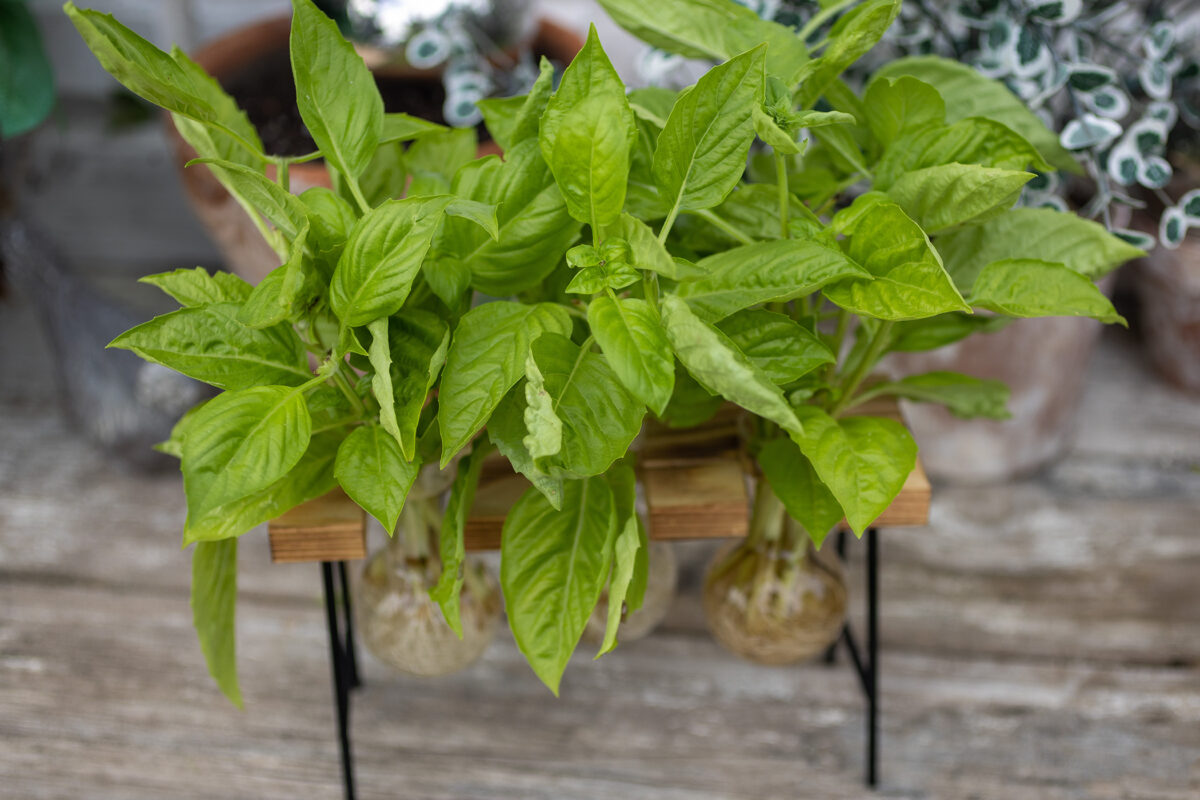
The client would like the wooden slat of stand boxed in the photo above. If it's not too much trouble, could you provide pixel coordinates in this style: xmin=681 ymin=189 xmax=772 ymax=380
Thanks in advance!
xmin=268 ymin=489 xmax=367 ymax=564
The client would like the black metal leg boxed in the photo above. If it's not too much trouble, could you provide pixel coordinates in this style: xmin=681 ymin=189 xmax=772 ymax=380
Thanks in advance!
xmin=865 ymin=527 xmax=879 ymax=788
xmin=322 ymin=561 xmax=357 ymax=800
xmin=337 ymin=561 xmax=362 ymax=689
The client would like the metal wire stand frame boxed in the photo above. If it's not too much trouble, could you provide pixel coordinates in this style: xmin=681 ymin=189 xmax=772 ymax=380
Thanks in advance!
xmin=316 ymin=527 xmax=881 ymax=800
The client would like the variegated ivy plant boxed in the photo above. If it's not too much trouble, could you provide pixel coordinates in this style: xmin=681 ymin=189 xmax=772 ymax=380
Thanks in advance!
xmin=68 ymin=0 xmax=1139 ymax=702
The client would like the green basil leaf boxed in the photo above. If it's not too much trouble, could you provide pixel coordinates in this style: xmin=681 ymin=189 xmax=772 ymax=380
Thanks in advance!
xmin=716 ymin=309 xmax=834 ymax=384
xmin=379 ymin=112 xmax=447 ymax=144
xmin=191 ymin=538 xmax=241 ymax=707
xmin=886 ymin=164 xmax=1031 ymax=234
xmin=405 ymin=128 xmax=477 ymax=196
xmin=607 ymin=213 xmax=680 ymax=278
xmin=608 ymin=464 xmax=649 ymax=614
xmin=676 ymin=239 xmax=870 ymax=321
xmin=367 ymin=317 xmax=403 ymax=450
xmin=661 ymin=294 xmax=801 ymax=433
xmin=438 ymin=301 xmax=572 ymax=465
xmin=872 ymin=56 xmax=1080 ymax=173
xmin=935 ymin=207 xmax=1147 ymax=290
xmin=862 ymin=76 xmax=945 ymax=147
xmin=431 ymin=439 xmax=491 ymax=637
xmin=824 ymin=196 xmax=970 ymax=320
xmin=539 ymin=25 xmax=636 ymax=228
xmin=476 ymin=56 xmax=555 ymax=151
xmin=522 ymin=351 xmax=562 ymax=462
xmin=182 ymin=385 xmax=313 ymax=521
xmin=659 ymin=363 xmax=724 ymax=428
xmin=109 ymin=303 xmax=310 ymax=390
xmin=525 ymin=334 xmax=646 ymax=479
xmin=238 ymin=222 xmax=321 ymax=328
xmin=588 ymin=295 xmax=675 ymax=415
xmin=501 ymin=477 xmax=618 ymax=694
xmin=795 ymin=0 xmax=901 ymax=108
xmin=289 ymin=0 xmax=383 ymax=181
xmin=596 ymin=0 xmax=807 ymax=84
xmin=874 ymin=117 xmax=1049 ymax=189
xmin=330 ymin=196 xmax=458 ymax=326
xmin=968 ymin=259 xmax=1127 ymax=324
xmin=183 ymin=431 xmax=341 ymax=545
xmin=186 ymin=158 xmax=309 ymax=241
xmin=139 ymin=268 xmax=252 ymax=307
xmin=299 ymin=186 xmax=358 ymax=272
xmin=677 ymin=184 xmax=824 ymax=251
xmin=564 ymin=262 xmax=640 ymax=294
xmin=488 ymin=388 xmax=565 ymax=509
xmin=753 ymin=105 xmax=802 ymax=155
xmin=888 ymin=312 xmax=1010 ymax=352
xmin=168 ymin=46 xmax=263 ymax=179
xmin=334 ymin=424 xmax=419 ymax=533
xmin=388 ymin=310 xmax=450 ymax=461
xmin=653 ymin=45 xmax=765 ymax=214
xmin=868 ymin=371 xmax=1011 ymax=419
xmin=789 ymin=407 xmax=916 ymax=536
xmin=757 ymin=437 xmax=844 ymax=548
xmin=357 ymin=141 xmax=408 ymax=206
xmin=597 ymin=505 xmax=641 ymax=657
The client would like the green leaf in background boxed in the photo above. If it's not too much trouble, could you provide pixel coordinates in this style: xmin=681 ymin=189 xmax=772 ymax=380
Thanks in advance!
xmin=526 ymin=334 xmax=645 ymax=479
xmin=587 ymin=295 xmax=675 ymax=415
xmin=431 ymin=439 xmax=491 ymax=637
xmin=237 ymin=222 xmax=320 ymax=328
xmin=181 ymin=385 xmax=312 ymax=522
xmin=824 ymin=196 xmax=969 ymax=320
xmin=607 ymin=213 xmax=681 ymax=279
xmin=477 ymin=56 xmax=555 ymax=151
xmin=139 ymin=268 xmax=252 ymax=307
xmin=387 ymin=310 xmax=450 ymax=461
xmin=334 ymin=424 xmax=419 ymax=533
xmin=888 ymin=312 xmax=1010 ymax=353
xmin=187 ymin=158 xmax=309 ymax=241
xmin=716 ymin=309 xmax=835 ymax=384
xmin=606 ymin=462 xmax=647 ymax=614
xmin=757 ymin=437 xmax=844 ymax=548
xmin=501 ymin=477 xmax=618 ymax=694
xmin=795 ymin=0 xmax=901 ymax=109
xmin=660 ymin=295 xmax=801 ymax=434
xmin=438 ymin=302 xmax=572 ymax=465
xmin=379 ymin=111 xmax=447 ymax=144
xmin=367 ymin=317 xmax=403 ymax=450
xmin=968 ymin=259 xmax=1127 ymax=324
xmin=677 ymin=239 xmax=870 ymax=321
xmin=596 ymin=0 xmax=807 ymax=84
xmin=678 ymin=184 xmax=824 ymax=251
xmin=862 ymin=76 xmax=945 ymax=147
xmin=865 ymin=371 xmax=1010 ymax=419
xmin=935 ymin=207 xmax=1147 ymax=290
xmin=405 ymin=128 xmax=476 ymax=196
xmin=874 ymin=117 xmax=1049 ymax=189
xmin=789 ymin=406 xmax=916 ymax=536
xmin=0 ymin=0 xmax=54 ymax=138
xmin=872 ymin=56 xmax=1080 ymax=173
xmin=539 ymin=25 xmax=636 ymax=227
xmin=436 ymin=139 xmax=580 ymax=295
xmin=330 ymin=196 xmax=462 ymax=326
xmin=191 ymin=538 xmax=241 ymax=707
xmin=659 ymin=363 xmax=724 ymax=428
xmin=886 ymin=164 xmax=1031 ymax=234
xmin=488 ymin=388 xmax=564 ymax=509
xmin=289 ymin=0 xmax=382 ymax=182
xmin=653 ymin=45 xmax=765 ymax=215
xmin=108 ymin=303 xmax=310 ymax=390
xmin=300 ymin=187 xmax=358 ymax=273
xmin=183 ymin=431 xmax=341 ymax=545
xmin=597 ymin=506 xmax=641 ymax=657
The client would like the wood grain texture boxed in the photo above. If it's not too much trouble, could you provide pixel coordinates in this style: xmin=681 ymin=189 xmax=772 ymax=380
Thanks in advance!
xmin=268 ymin=489 xmax=366 ymax=563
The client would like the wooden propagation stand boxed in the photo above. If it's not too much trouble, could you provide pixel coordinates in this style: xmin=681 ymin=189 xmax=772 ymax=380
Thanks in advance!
xmin=267 ymin=403 xmax=930 ymax=799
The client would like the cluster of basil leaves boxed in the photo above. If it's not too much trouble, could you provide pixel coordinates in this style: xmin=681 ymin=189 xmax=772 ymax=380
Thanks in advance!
xmin=66 ymin=0 xmax=1140 ymax=703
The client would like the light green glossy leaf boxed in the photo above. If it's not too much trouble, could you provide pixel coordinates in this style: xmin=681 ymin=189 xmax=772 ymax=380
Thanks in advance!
xmin=387 ymin=310 xmax=450 ymax=461
xmin=501 ymin=477 xmax=618 ymax=694
xmin=379 ymin=112 xmax=446 ymax=144
xmin=526 ymin=334 xmax=645 ymax=479
xmin=191 ymin=538 xmax=241 ymax=707
xmin=290 ymin=0 xmax=383 ymax=180
xmin=598 ymin=506 xmax=641 ymax=657
xmin=488 ymin=388 xmax=564 ymax=509
xmin=795 ymin=0 xmax=901 ymax=108
xmin=368 ymin=317 xmax=402 ymax=450
xmin=522 ymin=352 xmax=562 ymax=462
xmin=757 ymin=437 xmax=844 ymax=548
xmin=539 ymin=26 xmax=636 ymax=227
xmin=596 ymin=0 xmax=807 ymax=84
xmin=660 ymin=294 xmax=801 ymax=433
xmin=181 ymin=386 xmax=313 ymax=522
xmin=716 ymin=309 xmax=834 ymax=384
xmin=824 ymin=196 xmax=969 ymax=320
xmin=874 ymin=117 xmax=1049 ymax=189
xmin=334 ymin=424 xmax=419 ymax=533
xmin=139 ymin=268 xmax=252 ymax=307
xmin=872 ymin=56 xmax=1080 ymax=173
xmin=109 ymin=303 xmax=310 ymax=390
xmin=886 ymin=164 xmax=1031 ymax=234
xmin=431 ymin=439 xmax=490 ymax=637
xmin=477 ymin=56 xmax=554 ymax=151
xmin=653 ymin=46 xmax=765 ymax=214
xmin=659 ymin=363 xmax=724 ymax=428
xmin=588 ymin=295 xmax=674 ymax=415
xmin=968 ymin=259 xmax=1127 ymax=324
xmin=237 ymin=223 xmax=320 ymax=328
xmin=676 ymin=239 xmax=870 ymax=321
xmin=868 ymin=371 xmax=1011 ymax=419
xmin=406 ymin=128 xmax=477 ymax=196
xmin=183 ymin=431 xmax=341 ymax=545
xmin=788 ymin=406 xmax=916 ymax=536
xmin=935 ymin=207 xmax=1147 ymax=290
xmin=888 ymin=312 xmax=1010 ymax=352
xmin=439 ymin=302 xmax=572 ymax=465
xmin=678 ymin=184 xmax=824 ymax=251
xmin=607 ymin=213 xmax=680 ymax=278
xmin=299 ymin=186 xmax=357 ymax=273
xmin=862 ymin=76 xmax=945 ymax=147
xmin=187 ymin=158 xmax=309 ymax=241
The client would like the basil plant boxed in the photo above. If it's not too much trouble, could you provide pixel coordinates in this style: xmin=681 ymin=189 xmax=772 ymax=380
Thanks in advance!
xmin=68 ymin=0 xmax=1139 ymax=702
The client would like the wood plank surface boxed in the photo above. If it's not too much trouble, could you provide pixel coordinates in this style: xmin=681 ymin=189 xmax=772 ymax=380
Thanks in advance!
xmin=268 ymin=489 xmax=366 ymax=563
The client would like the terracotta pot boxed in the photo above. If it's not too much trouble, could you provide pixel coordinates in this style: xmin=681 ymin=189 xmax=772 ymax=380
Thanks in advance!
xmin=166 ymin=15 xmax=583 ymax=284
xmin=1137 ymin=237 xmax=1200 ymax=393
xmin=886 ymin=275 xmax=1116 ymax=484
